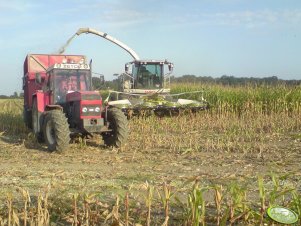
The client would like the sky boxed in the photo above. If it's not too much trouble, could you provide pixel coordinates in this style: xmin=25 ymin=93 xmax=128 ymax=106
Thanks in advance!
xmin=1 ymin=0 xmax=301 ymax=95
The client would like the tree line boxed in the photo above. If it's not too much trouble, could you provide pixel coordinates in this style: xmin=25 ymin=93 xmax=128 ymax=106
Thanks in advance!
xmin=0 ymin=92 xmax=22 ymax=99
xmin=170 ymin=75 xmax=301 ymax=86
xmin=92 ymin=75 xmax=301 ymax=90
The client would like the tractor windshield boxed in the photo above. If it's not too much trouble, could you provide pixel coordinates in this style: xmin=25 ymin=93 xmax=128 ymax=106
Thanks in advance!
xmin=51 ymin=69 xmax=91 ymax=103
xmin=133 ymin=64 xmax=163 ymax=89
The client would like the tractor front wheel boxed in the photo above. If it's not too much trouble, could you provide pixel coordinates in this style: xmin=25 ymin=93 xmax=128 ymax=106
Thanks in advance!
xmin=102 ymin=108 xmax=128 ymax=148
xmin=43 ymin=110 xmax=70 ymax=153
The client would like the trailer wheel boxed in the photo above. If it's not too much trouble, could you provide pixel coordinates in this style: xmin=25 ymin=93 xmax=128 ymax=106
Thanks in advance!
xmin=43 ymin=110 xmax=70 ymax=153
xmin=102 ymin=107 xmax=128 ymax=148
xmin=32 ymin=98 xmax=43 ymax=142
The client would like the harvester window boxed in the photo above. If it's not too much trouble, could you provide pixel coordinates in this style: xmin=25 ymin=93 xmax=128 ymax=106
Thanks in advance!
xmin=134 ymin=64 xmax=163 ymax=89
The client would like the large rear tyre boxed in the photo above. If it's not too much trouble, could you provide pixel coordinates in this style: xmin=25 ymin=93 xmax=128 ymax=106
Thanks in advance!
xmin=102 ymin=108 xmax=128 ymax=148
xmin=43 ymin=110 xmax=70 ymax=153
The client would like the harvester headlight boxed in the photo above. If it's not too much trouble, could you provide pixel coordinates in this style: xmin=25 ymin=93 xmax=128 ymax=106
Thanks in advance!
xmin=82 ymin=107 xmax=88 ymax=113
xmin=95 ymin=107 xmax=101 ymax=112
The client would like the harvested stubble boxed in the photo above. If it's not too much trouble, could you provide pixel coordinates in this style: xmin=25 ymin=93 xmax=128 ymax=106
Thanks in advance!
xmin=0 ymin=175 xmax=300 ymax=225
xmin=126 ymin=110 xmax=301 ymax=155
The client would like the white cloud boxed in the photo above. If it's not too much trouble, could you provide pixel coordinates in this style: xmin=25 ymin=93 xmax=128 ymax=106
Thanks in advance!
xmin=97 ymin=9 xmax=153 ymax=28
xmin=175 ymin=9 xmax=301 ymax=29
xmin=0 ymin=1 xmax=37 ymax=12
xmin=40 ymin=1 xmax=153 ymax=29
xmin=0 ymin=1 xmax=24 ymax=11
xmin=282 ymin=9 xmax=301 ymax=24
xmin=0 ymin=1 xmax=40 ymax=27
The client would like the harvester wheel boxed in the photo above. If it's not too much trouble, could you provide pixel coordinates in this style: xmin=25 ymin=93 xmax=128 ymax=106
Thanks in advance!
xmin=32 ymin=98 xmax=43 ymax=142
xmin=102 ymin=107 xmax=128 ymax=148
xmin=43 ymin=110 xmax=70 ymax=153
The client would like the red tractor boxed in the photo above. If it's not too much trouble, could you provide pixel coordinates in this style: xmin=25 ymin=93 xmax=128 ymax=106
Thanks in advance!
xmin=22 ymin=54 xmax=128 ymax=152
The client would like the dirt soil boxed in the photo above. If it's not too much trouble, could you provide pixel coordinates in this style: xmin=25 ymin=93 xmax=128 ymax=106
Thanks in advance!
xmin=0 ymin=130 xmax=300 ymax=203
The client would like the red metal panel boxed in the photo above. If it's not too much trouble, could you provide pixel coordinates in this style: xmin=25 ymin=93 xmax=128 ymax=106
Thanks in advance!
xmin=81 ymin=115 xmax=102 ymax=119
xmin=66 ymin=91 xmax=102 ymax=102
xmin=36 ymin=91 xmax=50 ymax=112
xmin=80 ymin=99 xmax=103 ymax=119
xmin=49 ymin=55 xmax=84 ymax=66
xmin=24 ymin=54 xmax=87 ymax=79
xmin=66 ymin=91 xmax=82 ymax=102
xmin=81 ymin=100 xmax=102 ymax=105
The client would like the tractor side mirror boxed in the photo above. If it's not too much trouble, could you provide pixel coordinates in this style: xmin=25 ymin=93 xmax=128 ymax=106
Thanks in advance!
xmin=99 ymin=75 xmax=105 ymax=85
xmin=35 ymin=73 xmax=42 ymax=84
xmin=125 ymin=64 xmax=129 ymax=73
xmin=168 ymin=63 xmax=174 ymax=72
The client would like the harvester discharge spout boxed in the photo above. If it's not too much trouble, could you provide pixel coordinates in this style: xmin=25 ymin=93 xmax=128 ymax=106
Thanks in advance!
xmin=75 ymin=27 xmax=140 ymax=60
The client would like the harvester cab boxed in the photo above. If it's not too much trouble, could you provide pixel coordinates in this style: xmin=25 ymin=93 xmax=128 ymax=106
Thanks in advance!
xmin=120 ymin=60 xmax=173 ymax=94
xmin=108 ymin=59 xmax=208 ymax=117
xmin=23 ymin=54 xmax=128 ymax=152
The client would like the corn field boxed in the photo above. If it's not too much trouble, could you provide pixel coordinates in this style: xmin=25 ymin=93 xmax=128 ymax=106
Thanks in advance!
xmin=171 ymin=83 xmax=301 ymax=116
xmin=0 ymin=83 xmax=300 ymax=225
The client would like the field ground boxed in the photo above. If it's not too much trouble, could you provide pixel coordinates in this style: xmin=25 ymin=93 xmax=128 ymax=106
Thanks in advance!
xmin=1 ymin=123 xmax=301 ymax=198
xmin=0 ymin=94 xmax=300 ymax=224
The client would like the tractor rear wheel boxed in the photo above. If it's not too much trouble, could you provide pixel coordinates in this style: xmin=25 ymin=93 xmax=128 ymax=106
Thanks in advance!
xmin=102 ymin=108 xmax=128 ymax=148
xmin=43 ymin=110 xmax=70 ymax=153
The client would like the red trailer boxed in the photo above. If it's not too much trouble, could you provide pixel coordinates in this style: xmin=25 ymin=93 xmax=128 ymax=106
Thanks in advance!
xmin=22 ymin=54 xmax=128 ymax=152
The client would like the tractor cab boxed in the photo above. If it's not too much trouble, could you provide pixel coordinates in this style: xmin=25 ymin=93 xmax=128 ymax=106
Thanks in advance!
xmin=44 ymin=62 xmax=105 ymax=134
xmin=45 ymin=63 xmax=91 ymax=104
xmin=121 ymin=60 xmax=173 ymax=94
